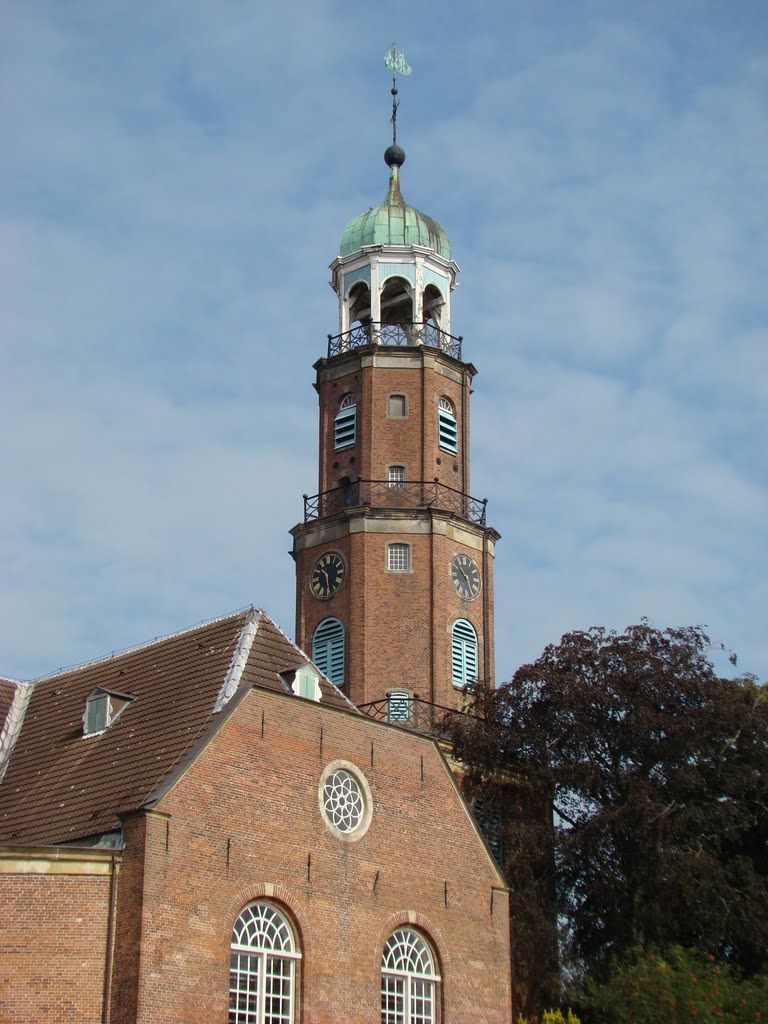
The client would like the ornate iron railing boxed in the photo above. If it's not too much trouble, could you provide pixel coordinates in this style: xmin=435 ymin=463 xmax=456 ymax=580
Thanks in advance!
xmin=357 ymin=694 xmax=472 ymax=736
xmin=327 ymin=322 xmax=463 ymax=360
xmin=303 ymin=479 xmax=487 ymax=526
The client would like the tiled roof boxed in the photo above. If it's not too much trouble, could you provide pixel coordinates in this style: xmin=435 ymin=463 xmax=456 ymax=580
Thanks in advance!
xmin=0 ymin=678 xmax=17 ymax=727
xmin=0 ymin=609 xmax=356 ymax=846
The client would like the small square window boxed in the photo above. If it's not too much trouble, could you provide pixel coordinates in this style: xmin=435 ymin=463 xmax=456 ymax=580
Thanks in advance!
xmin=387 ymin=393 xmax=408 ymax=418
xmin=387 ymin=465 xmax=406 ymax=490
xmin=387 ymin=543 xmax=410 ymax=572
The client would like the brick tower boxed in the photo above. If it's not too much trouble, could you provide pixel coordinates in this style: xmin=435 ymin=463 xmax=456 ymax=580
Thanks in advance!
xmin=291 ymin=134 xmax=500 ymax=720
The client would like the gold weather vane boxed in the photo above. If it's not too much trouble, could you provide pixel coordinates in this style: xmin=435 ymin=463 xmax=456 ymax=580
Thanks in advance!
xmin=384 ymin=44 xmax=412 ymax=146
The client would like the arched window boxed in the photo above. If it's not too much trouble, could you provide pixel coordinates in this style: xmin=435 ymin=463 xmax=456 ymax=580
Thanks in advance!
xmin=312 ymin=617 xmax=345 ymax=686
xmin=334 ymin=394 xmax=357 ymax=449
xmin=451 ymin=619 xmax=478 ymax=688
xmin=229 ymin=902 xmax=300 ymax=1024
xmin=437 ymin=397 xmax=457 ymax=453
xmin=381 ymin=927 xmax=439 ymax=1024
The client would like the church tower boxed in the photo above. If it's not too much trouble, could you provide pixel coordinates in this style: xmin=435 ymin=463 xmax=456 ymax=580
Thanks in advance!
xmin=291 ymin=91 xmax=500 ymax=722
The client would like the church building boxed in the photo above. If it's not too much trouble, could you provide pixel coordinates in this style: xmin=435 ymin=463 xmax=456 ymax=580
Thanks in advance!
xmin=0 ymin=113 xmax=511 ymax=1023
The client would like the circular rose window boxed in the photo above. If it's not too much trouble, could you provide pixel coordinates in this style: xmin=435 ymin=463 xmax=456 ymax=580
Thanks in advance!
xmin=318 ymin=760 xmax=373 ymax=841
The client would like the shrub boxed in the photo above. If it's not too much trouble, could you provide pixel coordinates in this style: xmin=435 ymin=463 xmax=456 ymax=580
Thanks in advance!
xmin=580 ymin=946 xmax=767 ymax=1024
xmin=517 ymin=1010 xmax=581 ymax=1024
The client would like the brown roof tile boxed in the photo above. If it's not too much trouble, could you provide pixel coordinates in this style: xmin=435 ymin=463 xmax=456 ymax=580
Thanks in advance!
xmin=0 ymin=609 xmax=357 ymax=846
xmin=0 ymin=678 xmax=18 ymax=727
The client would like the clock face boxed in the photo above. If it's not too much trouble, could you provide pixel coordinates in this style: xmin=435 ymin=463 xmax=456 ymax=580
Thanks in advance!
xmin=310 ymin=551 xmax=346 ymax=600
xmin=450 ymin=553 xmax=481 ymax=601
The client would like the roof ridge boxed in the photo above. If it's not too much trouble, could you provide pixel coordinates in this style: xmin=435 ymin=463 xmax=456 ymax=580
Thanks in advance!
xmin=213 ymin=609 xmax=262 ymax=713
xmin=26 ymin=606 xmax=259 ymax=684
xmin=0 ymin=680 xmax=35 ymax=784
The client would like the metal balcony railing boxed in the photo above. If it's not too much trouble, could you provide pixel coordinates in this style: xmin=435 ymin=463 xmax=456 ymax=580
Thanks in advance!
xmin=303 ymin=479 xmax=488 ymax=526
xmin=357 ymin=694 xmax=472 ymax=736
xmin=327 ymin=322 xmax=463 ymax=360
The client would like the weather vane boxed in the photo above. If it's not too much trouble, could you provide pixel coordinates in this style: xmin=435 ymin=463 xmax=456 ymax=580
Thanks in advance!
xmin=384 ymin=44 xmax=412 ymax=146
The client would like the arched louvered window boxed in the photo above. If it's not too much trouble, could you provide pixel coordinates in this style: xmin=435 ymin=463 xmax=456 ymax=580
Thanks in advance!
xmin=451 ymin=618 xmax=478 ymax=688
xmin=229 ymin=902 xmax=300 ymax=1024
xmin=438 ymin=397 xmax=457 ymax=453
xmin=312 ymin=617 xmax=345 ymax=687
xmin=381 ymin=927 xmax=439 ymax=1024
xmin=334 ymin=394 xmax=357 ymax=449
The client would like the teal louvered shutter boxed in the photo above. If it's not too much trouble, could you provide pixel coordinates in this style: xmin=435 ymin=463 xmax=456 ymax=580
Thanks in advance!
xmin=451 ymin=619 xmax=478 ymax=687
xmin=438 ymin=397 xmax=458 ymax=452
xmin=334 ymin=395 xmax=357 ymax=449
xmin=312 ymin=617 xmax=345 ymax=686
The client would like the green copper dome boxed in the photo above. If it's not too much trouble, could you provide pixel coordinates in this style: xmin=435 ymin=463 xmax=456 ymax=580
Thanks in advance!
xmin=339 ymin=158 xmax=451 ymax=260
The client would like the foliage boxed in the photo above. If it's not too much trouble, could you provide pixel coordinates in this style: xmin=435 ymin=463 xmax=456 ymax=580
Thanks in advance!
xmin=448 ymin=622 xmax=768 ymax=1006
xmin=518 ymin=1010 xmax=582 ymax=1024
xmin=579 ymin=946 xmax=767 ymax=1024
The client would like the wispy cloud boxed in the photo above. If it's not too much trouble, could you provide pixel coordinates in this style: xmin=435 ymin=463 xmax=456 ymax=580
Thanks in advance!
xmin=2 ymin=1 xmax=766 ymax=681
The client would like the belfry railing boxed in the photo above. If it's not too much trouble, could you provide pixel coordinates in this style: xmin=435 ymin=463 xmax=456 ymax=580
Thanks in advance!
xmin=357 ymin=694 xmax=472 ymax=736
xmin=303 ymin=479 xmax=488 ymax=526
xmin=327 ymin=322 xmax=463 ymax=360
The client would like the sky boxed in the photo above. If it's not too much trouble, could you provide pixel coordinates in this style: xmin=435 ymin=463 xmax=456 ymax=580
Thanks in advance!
xmin=2 ymin=0 xmax=766 ymax=684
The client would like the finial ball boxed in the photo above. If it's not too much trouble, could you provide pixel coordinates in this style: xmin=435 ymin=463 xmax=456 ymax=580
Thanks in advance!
xmin=384 ymin=144 xmax=406 ymax=167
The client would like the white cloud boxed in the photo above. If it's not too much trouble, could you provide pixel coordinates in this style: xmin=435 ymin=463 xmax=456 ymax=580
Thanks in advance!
xmin=1 ymin=0 xmax=766 ymax=683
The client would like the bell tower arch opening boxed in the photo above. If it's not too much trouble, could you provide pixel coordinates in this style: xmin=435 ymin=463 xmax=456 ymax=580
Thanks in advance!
xmin=380 ymin=275 xmax=413 ymax=327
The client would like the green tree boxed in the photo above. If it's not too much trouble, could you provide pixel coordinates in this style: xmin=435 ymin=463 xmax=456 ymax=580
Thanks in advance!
xmin=580 ymin=946 xmax=767 ymax=1024
xmin=448 ymin=623 xmax=768 ymax=1005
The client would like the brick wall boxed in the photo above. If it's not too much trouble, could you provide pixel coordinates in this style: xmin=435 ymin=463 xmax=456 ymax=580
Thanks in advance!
xmin=123 ymin=688 xmax=511 ymax=1023
xmin=0 ymin=871 xmax=111 ymax=1023
xmin=315 ymin=349 xmax=473 ymax=496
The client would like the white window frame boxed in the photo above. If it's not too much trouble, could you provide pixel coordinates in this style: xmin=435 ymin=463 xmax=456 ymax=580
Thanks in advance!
xmin=229 ymin=902 xmax=301 ymax=1024
xmin=451 ymin=618 xmax=478 ymax=688
xmin=387 ymin=542 xmax=411 ymax=572
xmin=334 ymin=394 xmax=357 ymax=449
xmin=318 ymin=759 xmax=374 ymax=842
xmin=381 ymin=927 xmax=440 ymax=1024
xmin=83 ymin=688 xmax=133 ymax=737
xmin=292 ymin=665 xmax=321 ymax=702
xmin=438 ymin=396 xmax=458 ymax=453
xmin=387 ymin=465 xmax=406 ymax=490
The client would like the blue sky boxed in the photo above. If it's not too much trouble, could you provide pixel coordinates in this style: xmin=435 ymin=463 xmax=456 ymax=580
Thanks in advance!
xmin=2 ymin=1 xmax=766 ymax=682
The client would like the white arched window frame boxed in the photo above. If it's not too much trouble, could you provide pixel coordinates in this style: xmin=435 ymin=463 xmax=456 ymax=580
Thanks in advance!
xmin=381 ymin=927 xmax=440 ymax=1024
xmin=229 ymin=902 xmax=301 ymax=1024
xmin=437 ymin=397 xmax=458 ymax=453
xmin=312 ymin=617 xmax=345 ymax=687
xmin=334 ymin=394 xmax=357 ymax=449
xmin=451 ymin=618 xmax=478 ymax=688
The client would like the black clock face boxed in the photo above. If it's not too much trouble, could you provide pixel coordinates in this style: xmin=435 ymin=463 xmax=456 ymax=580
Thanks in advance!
xmin=310 ymin=551 xmax=346 ymax=600
xmin=450 ymin=553 xmax=481 ymax=601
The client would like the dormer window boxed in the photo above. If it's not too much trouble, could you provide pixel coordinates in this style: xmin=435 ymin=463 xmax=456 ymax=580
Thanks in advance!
xmin=83 ymin=688 xmax=134 ymax=736
xmin=279 ymin=663 xmax=322 ymax=702
xmin=293 ymin=665 xmax=322 ymax=702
